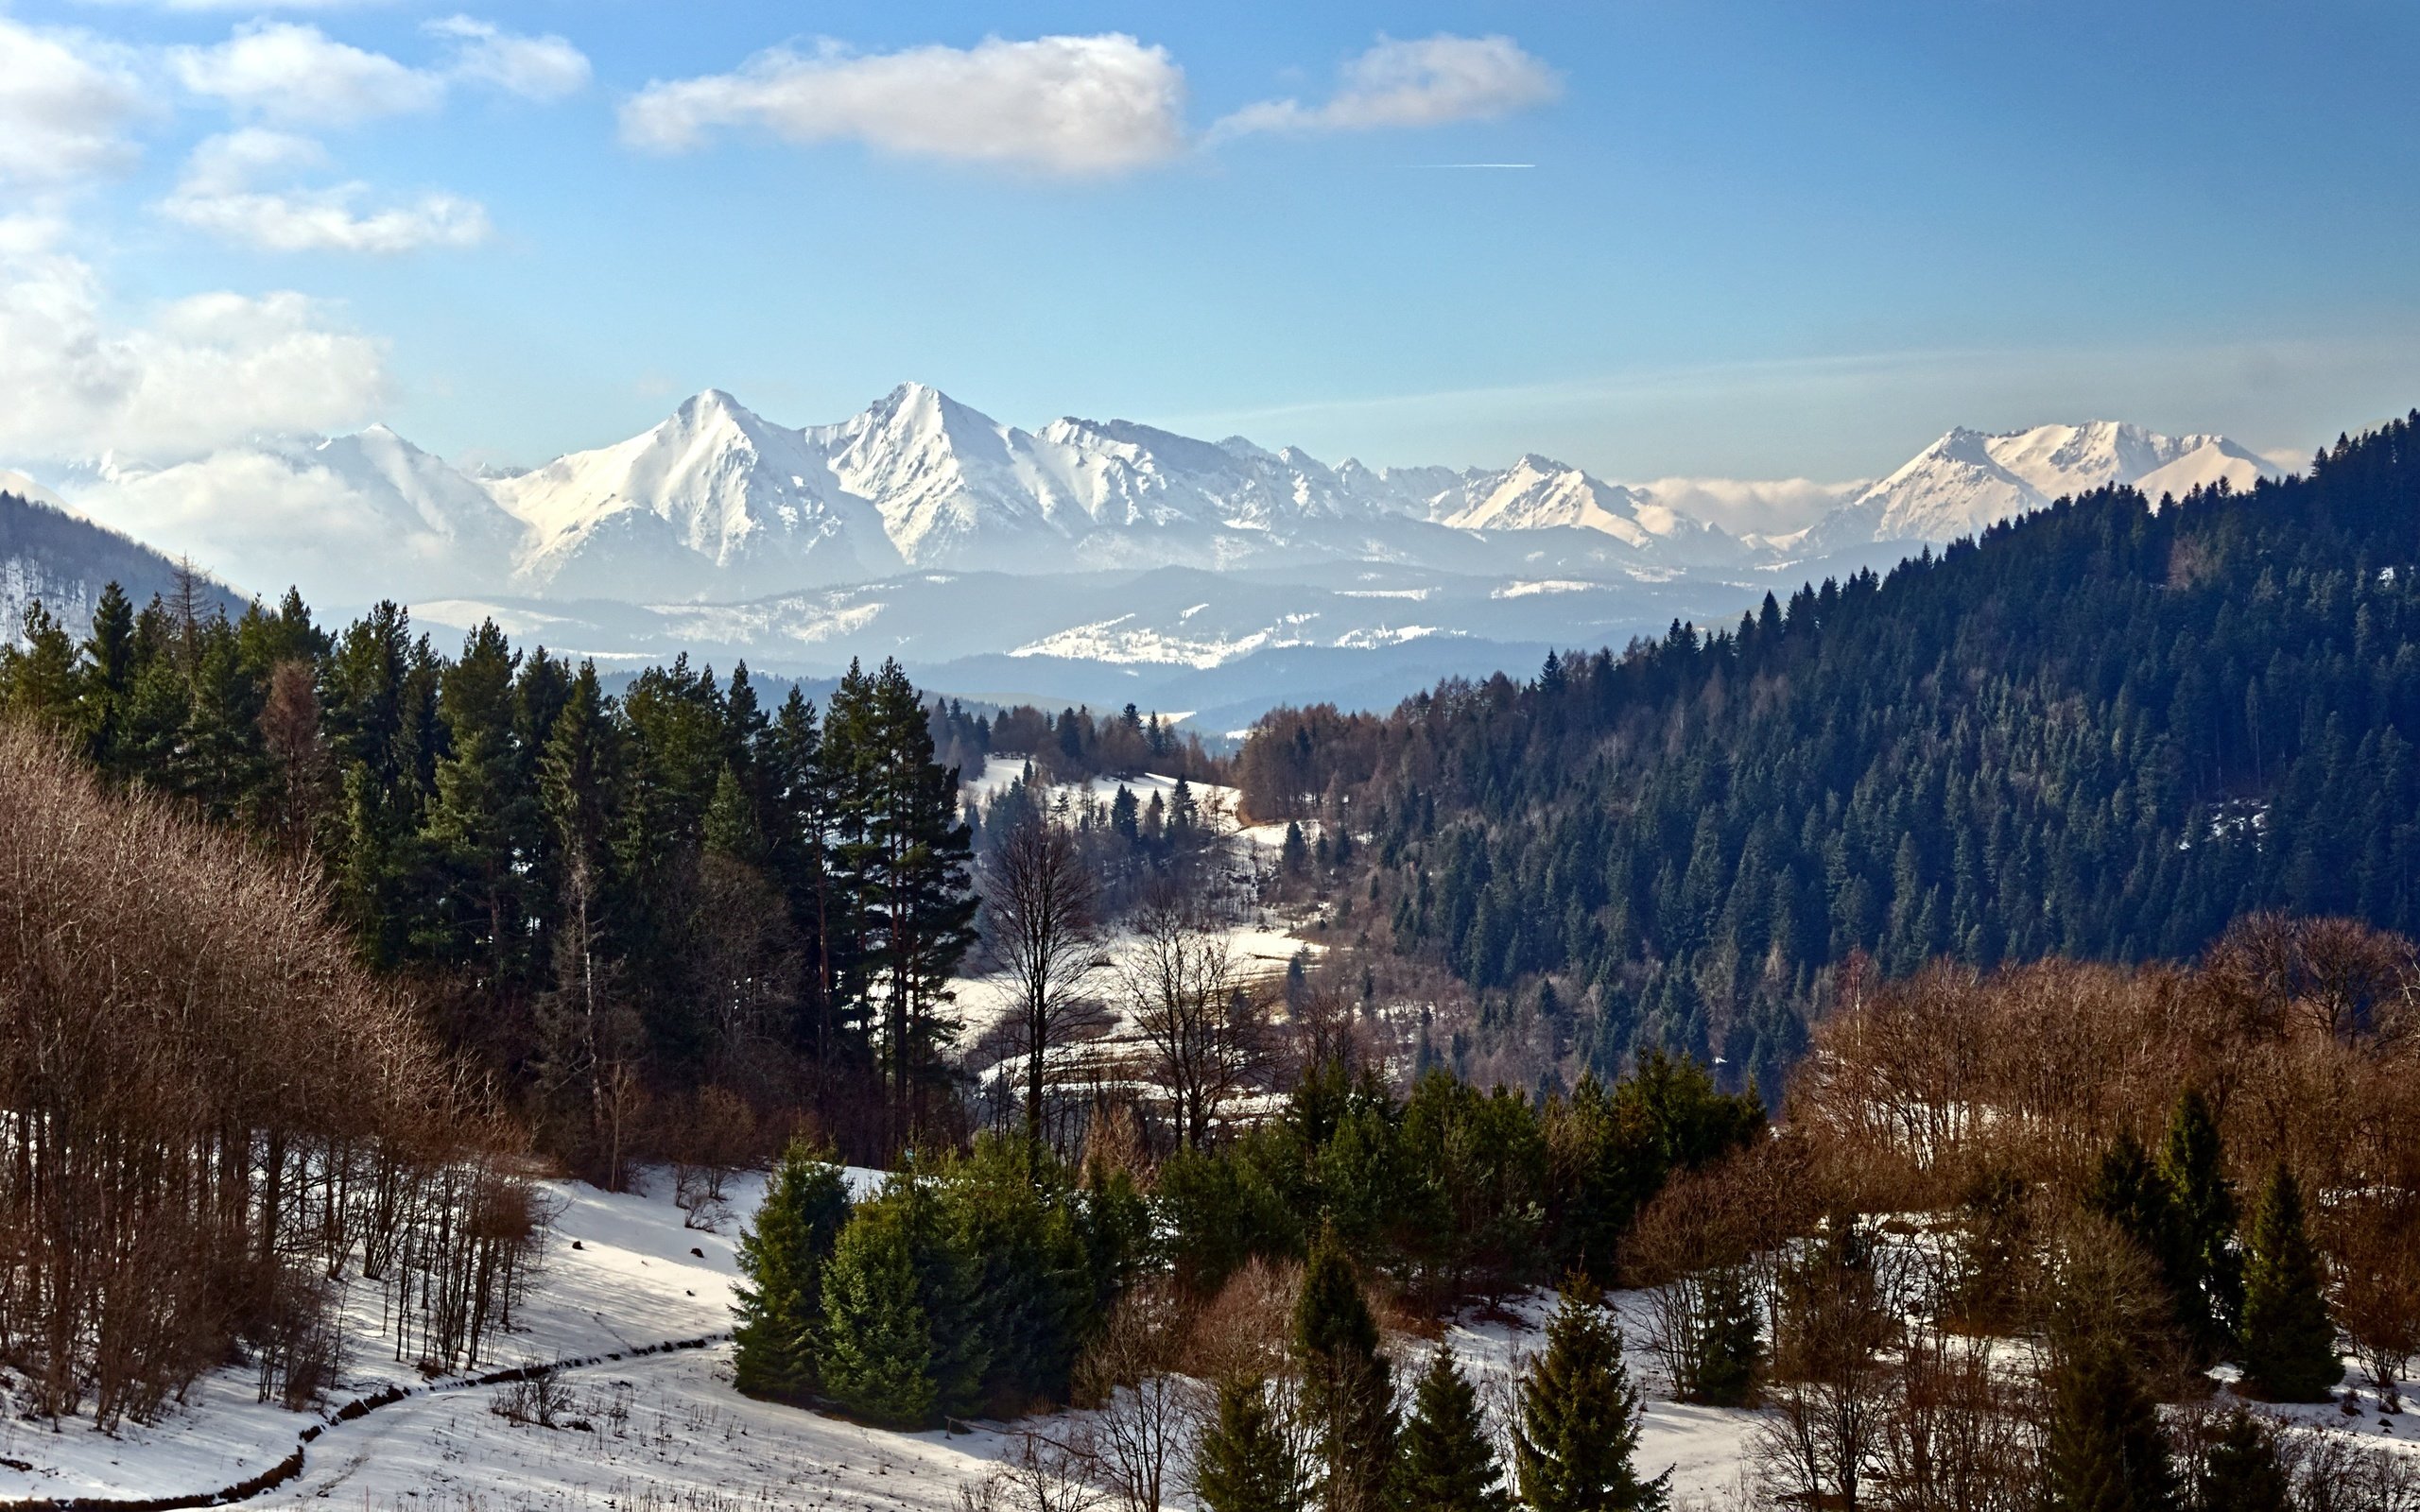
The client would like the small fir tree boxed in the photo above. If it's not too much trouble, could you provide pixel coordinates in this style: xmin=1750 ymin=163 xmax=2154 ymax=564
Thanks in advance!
xmin=2157 ymin=1089 xmax=2241 ymax=1358
xmin=2040 ymin=1343 xmax=2178 ymax=1512
xmin=2239 ymin=1164 xmax=2341 ymax=1401
xmin=1290 ymin=1225 xmax=1396 ymax=1512
xmin=1397 ymin=1346 xmax=1511 ymax=1512
xmin=1687 ymin=1263 xmax=1764 ymax=1407
xmin=2194 ymin=1409 xmax=2289 ymax=1512
xmin=817 ymin=1204 xmax=938 ymax=1428
xmin=732 ymin=1141 xmax=851 ymax=1400
xmin=1194 ymin=1376 xmax=1308 ymax=1512
xmin=1512 ymin=1280 xmax=1669 ymax=1512
xmin=2087 ymin=1131 xmax=2191 ymax=1338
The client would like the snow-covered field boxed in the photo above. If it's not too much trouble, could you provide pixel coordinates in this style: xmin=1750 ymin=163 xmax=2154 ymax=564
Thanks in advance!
xmin=7 ymin=1160 xmax=2410 ymax=1509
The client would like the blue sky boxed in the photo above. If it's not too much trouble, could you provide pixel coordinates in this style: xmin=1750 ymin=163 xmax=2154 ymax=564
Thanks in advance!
xmin=6 ymin=0 xmax=2420 ymax=500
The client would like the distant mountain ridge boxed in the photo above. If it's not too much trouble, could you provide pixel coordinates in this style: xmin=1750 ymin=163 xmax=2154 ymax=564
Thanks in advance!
xmin=16 ymin=387 xmax=2283 ymax=612
xmin=1778 ymin=420 xmax=2278 ymax=558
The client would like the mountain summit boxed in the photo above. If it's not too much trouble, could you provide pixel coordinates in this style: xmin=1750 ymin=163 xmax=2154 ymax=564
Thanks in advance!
xmin=1787 ymin=421 xmax=2279 ymax=556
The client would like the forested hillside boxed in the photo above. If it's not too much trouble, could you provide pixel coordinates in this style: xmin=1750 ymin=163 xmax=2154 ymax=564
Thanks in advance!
xmin=1240 ymin=414 xmax=2420 ymax=1101
xmin=0 ymin=587 xmax=1000 ymax=1168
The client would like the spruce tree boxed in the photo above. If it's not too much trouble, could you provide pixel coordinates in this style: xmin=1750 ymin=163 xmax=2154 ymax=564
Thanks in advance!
xmin=1687 ymin=1263 xmax=1763 ymax=1407
xmin=733 ymin=1141 xmax=851 ymax=1400
xmin=1397 ymin=1346 xmax=1509 ymax=1512
xmin=1194 ymin=1375 xmax=1308 ymax=1512
xmin=1512 ymin=1280 xmax=1668 ymax=1512
xmin=2087 ymin=1131 xmax=2189 ymax=1332
xmin=817 ymin=1200 xmax=937 ymax=1428
xmin=2193 ymin=1409 xmax=2289 ymax=1512
xmin=2039 ymin=1343 xmax=2177 ymax=1512
xmin=1290 ymin=1225 xmax=1396 ymax=1512
xmin=2239 ymin=1164 xmax=2341 ymax=1401
xmin=2157 ymin=1089 xmax=2241 ymax=1359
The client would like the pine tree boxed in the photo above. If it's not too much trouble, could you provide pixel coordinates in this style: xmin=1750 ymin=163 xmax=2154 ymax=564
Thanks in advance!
xmin=1195 ymin=1375 xmax=1308 ymax=1512
xmin=1688 ymin=1263 xmax=1764 ymax=1407
xmin=2193 ymin=1410 xmax=2289 ymax=1512
xmin=826 ymin=659 xmax=977 ymax=1153
xmin=733 ymin=1141 xmax=851 ymax=1400
xmin=2239 ymin=1164 xmax=2341 ymax=1401
xmin=2158 ymin=1090 xmax=2241 ymax=1360
xmin=0 ymin=603 xmax=79 ymax=726
xmin=1397 ymin=1346 xmax=1509 ymax=1512
xmin=2039 ymin=1343 xmax=2177 ymax=1512
xmin=1512 ymin=1280 xmax=1668 ymax=1512
xmin=817 ymin=1199 xmax=937 ymax=1428
xmin=76 ymin=582 xmax=135 ymax=775
xmin=1291 ymin=1225 xmax=1396 ymax=1512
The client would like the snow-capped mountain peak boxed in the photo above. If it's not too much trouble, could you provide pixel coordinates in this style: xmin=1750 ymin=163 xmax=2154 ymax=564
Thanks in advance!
xmin=1834 ymin=419 xmax=2280 ymax=548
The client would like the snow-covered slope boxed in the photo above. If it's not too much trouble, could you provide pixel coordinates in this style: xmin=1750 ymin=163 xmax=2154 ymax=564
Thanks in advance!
xmin=1790 ymin=421 xmax=2278 ymax=554
xmin=493 ymin=388 xmax=903 ymax=599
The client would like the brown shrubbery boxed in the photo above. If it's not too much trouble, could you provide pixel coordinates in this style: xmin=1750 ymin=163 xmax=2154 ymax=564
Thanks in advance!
xmin=1792 ymin=916 xmax=2420 ymax=1216
xmin=0 ymin=722 xmax=527 ymax=1426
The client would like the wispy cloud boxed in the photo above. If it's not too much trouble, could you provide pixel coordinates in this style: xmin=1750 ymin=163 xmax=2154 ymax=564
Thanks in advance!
xmin=426 ymin=16 xmax=590 ymax=103
xmin=1215 ymin=34 xmax=1559 ymax=139
xmin=162 ymin=129 xmax=491 ymax=253
xmin=622 ymin=34 xmax=1187 ymax=177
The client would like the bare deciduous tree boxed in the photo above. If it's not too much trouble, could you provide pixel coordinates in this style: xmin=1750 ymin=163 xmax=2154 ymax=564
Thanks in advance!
xmin=980 ymin=815 xmax=1110 ymax=1164
xmin=1125 ymin=896 xmax=1269 ymax=1151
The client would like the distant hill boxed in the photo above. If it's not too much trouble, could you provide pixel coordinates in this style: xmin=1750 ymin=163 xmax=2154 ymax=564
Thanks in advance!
xmin=1239 ymin=412 xmax=2419 ymax=1102
xmin=2 ymin=490 xmax=243 ymax=643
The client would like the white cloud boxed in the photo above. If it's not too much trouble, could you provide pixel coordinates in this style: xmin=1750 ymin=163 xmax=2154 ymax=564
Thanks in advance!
xmin=0 ymin=17 xmax=148 ymax=188
xmin=427 ymin=16 xmax=591 ymax=102
xmin=0 ymin=225 xmax=389 ymax=464
xmin=1215 ymin=33 xmax=1559 ymax=138
xmin=68 ymin=449 xmax=436 ymax=600
xmin=162 ymin=129 xmax=491 ymax=252
xmin=1634 ymin=476 xmax=1869 ymax=537
xmin=170 ymin=22 xmax=443 ymax=127
xmin=622 ymin=33 xmax=1186 ymax=176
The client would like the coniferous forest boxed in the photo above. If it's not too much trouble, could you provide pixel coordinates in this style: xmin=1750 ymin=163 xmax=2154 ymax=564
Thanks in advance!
xmin=1239 ymin=414 xmax=2420 ymax=1102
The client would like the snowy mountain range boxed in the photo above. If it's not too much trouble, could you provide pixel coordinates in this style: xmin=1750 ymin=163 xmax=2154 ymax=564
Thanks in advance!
xmin=23 ymin=386 xmax=2283 ymax=609
xmin=1777 ymin=421 xmax=2277 ymax=558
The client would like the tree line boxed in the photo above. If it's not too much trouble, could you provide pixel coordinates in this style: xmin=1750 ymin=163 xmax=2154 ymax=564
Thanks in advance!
xmin=1237 ymin=414 xmax=2420 ymax=1107
xmin=0 ymin=722 xmax=527 ymax=1428
xmin=0 ymin=588 xmax=992 ymax=1168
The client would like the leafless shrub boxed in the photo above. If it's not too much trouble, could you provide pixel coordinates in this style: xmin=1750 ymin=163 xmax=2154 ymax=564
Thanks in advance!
xmin=1869 ymin=1326 xmax=2036 ymax=1512
xmin=1754 ymin=1219 xmax=1903 ymax=1510
xmin=492 ymin=1363 xmax=574 ymax=1428
xmin=2277 ymin=1424 xmax=2420 ymax=1512
xmin=1074 ymin=1282 xmax=1201 ymax=1512
xmin=254 ymin=1264 xmax=345 ymax=1410
xmin=669 ymin=1086 xmax=759 ymax=1232
xmin=979 ymin=1423 xmax=1110 ymax=1512
xmin=2327 ymin=1193 xmax=2420 ymax=1404
xmin=1183 ymin=1257 xmax=1303 ymax=1386
xmin=1625 ymin=1154 xmax=1770 ymax=1402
